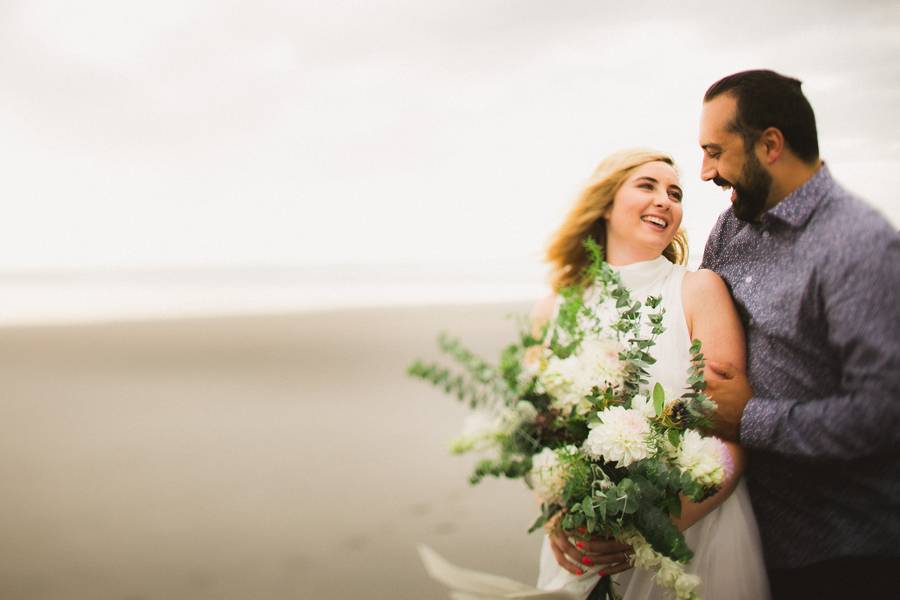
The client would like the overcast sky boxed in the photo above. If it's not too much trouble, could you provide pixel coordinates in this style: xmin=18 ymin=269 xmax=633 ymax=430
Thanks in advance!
xmin=1 ymin=0 xmax=898 ymax=273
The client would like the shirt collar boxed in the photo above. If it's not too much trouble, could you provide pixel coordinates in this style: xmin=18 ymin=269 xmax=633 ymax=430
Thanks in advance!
xmin=762 ymin=162 xmax=834 ymax=228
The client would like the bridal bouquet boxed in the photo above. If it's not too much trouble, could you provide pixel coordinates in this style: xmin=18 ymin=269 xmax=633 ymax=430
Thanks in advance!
xmin=408 ymin=241 xmax=725 ymax=600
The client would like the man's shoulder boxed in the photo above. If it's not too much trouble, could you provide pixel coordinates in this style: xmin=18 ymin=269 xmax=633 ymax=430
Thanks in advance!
xmin=807 ymin=182 xmax=900 ymax=285
xmin=813 ymin=181 xmax=897 ymax=251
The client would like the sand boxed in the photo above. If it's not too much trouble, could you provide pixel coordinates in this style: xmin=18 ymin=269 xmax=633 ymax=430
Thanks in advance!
xmin=0 ymin=303 xmax=546 ymax=600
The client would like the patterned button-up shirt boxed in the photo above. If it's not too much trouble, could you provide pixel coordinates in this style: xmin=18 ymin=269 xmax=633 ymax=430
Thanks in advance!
xmin=701 ymin=164 xmax=900 ymax=569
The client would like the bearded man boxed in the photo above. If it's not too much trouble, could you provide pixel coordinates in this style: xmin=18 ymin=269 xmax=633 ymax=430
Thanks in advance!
xmin=698 ymin=69 xmax=900 ymax=600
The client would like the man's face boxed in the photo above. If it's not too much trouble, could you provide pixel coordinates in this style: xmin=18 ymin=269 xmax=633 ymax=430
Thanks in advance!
xmin=699 ymin=94 xmax=772 ymax=222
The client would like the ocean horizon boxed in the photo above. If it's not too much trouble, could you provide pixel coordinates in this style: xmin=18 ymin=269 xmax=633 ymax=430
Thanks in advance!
xmin=0 ymin=262 xmax=549 ymax=326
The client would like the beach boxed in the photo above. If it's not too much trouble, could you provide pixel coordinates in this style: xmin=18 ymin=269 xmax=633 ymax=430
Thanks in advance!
xmin=0 ymin=303 xmax=545 ymax=600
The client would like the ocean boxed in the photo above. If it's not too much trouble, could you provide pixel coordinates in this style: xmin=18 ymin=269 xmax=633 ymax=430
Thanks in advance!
xmin=0 ymin=263 xmax=548 ymax=326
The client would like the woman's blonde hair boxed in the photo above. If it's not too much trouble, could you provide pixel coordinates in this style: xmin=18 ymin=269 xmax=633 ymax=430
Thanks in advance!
xmin=546 ymin=148 xmax=688 ymax=291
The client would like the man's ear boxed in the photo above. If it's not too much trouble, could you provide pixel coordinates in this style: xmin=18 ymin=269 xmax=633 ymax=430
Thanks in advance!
xmin=759 ymin=127 xmax=784 ymax=164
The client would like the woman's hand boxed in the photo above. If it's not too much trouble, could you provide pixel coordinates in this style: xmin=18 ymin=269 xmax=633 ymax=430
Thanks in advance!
xmin=548 ymin=525 xmax=633 ymax=576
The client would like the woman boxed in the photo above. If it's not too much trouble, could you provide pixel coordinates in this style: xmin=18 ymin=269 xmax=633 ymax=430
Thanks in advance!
xmin=533 ymin=149 xmax=769 ymax=599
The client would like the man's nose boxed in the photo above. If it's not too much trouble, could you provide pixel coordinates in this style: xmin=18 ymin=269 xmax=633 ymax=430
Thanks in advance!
xmin=700 ymin=156 xmax=716 ymax=181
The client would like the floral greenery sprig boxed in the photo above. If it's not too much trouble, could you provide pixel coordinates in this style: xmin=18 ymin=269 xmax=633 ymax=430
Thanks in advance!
xmin=407 ymin=332 xmax=518 ymax=409
xmin=408 ymin=239 xmax=723 ymax=600
xmin=678 ymin=340 xmax=717 ymax=429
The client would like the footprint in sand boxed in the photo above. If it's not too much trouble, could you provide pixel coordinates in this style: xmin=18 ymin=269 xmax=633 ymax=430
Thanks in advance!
xmin=433 ymin=521 xmax=457 ymax=536
xmin=408 ymin=502 xmax=430 ymax=517
xmin=339 ymin=533 xmax=371 ymax=552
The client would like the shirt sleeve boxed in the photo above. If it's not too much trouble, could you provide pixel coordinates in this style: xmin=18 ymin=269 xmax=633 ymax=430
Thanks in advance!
xmin=739 ymin=232 xmax=900 ymax=459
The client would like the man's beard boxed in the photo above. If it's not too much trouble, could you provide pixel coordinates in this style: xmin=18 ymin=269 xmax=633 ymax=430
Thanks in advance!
xmin=716 ymin=150 xmax=773 ymax=222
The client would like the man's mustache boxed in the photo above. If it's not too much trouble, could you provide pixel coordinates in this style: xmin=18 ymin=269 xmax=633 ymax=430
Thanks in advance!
xmin=713 ymin=176 xmax=733 ymax=188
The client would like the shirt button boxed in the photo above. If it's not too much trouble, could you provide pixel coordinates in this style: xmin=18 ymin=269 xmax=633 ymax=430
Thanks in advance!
xmin=744 ymin=276 xmax=753 ymax=283
xmin=762 ymin=231 xmax=770 ymax=238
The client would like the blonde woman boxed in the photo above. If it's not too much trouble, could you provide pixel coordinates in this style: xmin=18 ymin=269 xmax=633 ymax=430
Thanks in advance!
xmin=533 ymin=149 xmax=769 ymax=599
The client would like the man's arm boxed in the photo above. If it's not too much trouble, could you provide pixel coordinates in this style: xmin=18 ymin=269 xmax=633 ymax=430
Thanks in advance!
xmin=715 ymin=235 xmax=900 ymax=459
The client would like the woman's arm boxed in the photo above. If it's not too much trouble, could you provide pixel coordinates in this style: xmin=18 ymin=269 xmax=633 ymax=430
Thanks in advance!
xmin=530 ymin=294 xmax=557 ymax=339
xmin=672 ymin=440 xmax=745 ymax=531
xmin=675 ymin=268 xmax=747 ymax=530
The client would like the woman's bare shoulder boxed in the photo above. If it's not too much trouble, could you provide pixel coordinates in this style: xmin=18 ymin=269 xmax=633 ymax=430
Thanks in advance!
xmin=530 ymin=293 xmax=557 ymax=323
xmin=683 ymin=268 xmax=730 ymax=304
xmin=681 ymin=268 xmax=741 ymax=339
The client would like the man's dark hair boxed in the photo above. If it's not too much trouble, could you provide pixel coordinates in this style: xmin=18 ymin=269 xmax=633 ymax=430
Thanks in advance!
xmin=704 ymin=69 xmax=819 ymax=163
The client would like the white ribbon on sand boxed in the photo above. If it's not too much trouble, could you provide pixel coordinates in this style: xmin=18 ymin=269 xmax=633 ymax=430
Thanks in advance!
xmin=418 ymin=544 xmax=581 ymax=600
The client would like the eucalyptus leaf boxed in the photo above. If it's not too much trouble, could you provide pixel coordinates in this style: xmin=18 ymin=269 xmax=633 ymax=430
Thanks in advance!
xmin=527 ymin=512 xmax=548 ymax=533
xmin=668 ymin=429 xmax=682 ymax=447
xmin=653 ymin=383 xmax=665 ymax=417
xmin=583 ymin=497 xmax=595 ymax=519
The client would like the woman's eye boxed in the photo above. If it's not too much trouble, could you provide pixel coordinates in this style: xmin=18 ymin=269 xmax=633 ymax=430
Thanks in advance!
xmin=638 ymin=183 xmax=654 ymax=190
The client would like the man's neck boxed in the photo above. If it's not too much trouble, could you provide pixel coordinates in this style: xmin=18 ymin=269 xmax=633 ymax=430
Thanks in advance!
xmin=766 ymin=158 xmax=823 ymax=210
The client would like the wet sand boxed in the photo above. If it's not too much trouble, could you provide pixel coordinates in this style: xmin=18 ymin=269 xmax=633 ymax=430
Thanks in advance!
xmin=0 ymin=303 xmax=544 ymax=600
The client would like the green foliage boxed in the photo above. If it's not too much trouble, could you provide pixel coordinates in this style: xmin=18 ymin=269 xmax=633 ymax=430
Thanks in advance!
xmin=560 ymin=451 xmax=593 ymax=502
xmin=406 ymin=360 xmax=486 ymax=407
xmin=407 ymin=237 xmax=714 ymax=580
xmin=634 ymin=503 xmax=693 ymax=563
xmin=652 ymin=383 xmax=665 ymax=417
xmin=407 ymin=332 xmax=519 ymax=410
xmin=528 ymin=503 xmax=561 ymax=534
xmin=470 ymin=453 xmax=533 ymax=484
xmin=499 ymin=343 xmax=524 ymax=393
xmin=581 ymin=237 xmax=605 ymax=284
xmin=677 ymin=339 xmax=717 ymax=429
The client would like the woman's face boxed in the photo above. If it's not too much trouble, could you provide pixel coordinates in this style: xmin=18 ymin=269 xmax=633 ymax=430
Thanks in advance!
xmin=604 ymin=161 xmax=683 ymax=261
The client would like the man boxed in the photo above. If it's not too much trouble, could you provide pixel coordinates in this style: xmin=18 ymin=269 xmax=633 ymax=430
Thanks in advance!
xmin=699 ymin=69 xmax=900 ymax=599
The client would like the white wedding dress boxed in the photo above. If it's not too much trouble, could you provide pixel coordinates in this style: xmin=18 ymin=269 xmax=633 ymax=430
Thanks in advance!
xmin=536 ymin=256 xmax=770 ymax=599
xmin=420 ymin=257 xmax=770 ymax=600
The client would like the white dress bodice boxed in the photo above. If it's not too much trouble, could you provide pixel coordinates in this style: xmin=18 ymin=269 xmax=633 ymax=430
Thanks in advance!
xmin=612 ymin=255 xmax=692 ymax=396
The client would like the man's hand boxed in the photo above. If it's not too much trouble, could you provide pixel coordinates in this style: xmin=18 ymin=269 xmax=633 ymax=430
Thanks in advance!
xmin=548 ymin=526 xmax=632 ymax=577
xmin=705 ymin=360 xmax=753 ymax=441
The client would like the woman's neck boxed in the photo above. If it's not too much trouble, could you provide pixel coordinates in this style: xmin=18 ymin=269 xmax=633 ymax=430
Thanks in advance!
xmin=604 ymin=244 xmax=662 ymax=267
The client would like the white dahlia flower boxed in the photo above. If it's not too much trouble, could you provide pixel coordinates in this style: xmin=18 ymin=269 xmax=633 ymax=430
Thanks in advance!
xmin=540 ymin=355 xmax=593 ymax=416
xmin=584 ymin=406 xmax=652 ymax=467
xmin=579 ymin=336 xmax=627 ymax=388
xmin=540 ymin=336 xmax=626 ymax=417
xmin=677 ymin=430 xmax=730 ymax=488
xmin=629 ymin=393 xmax=657 ymax=420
